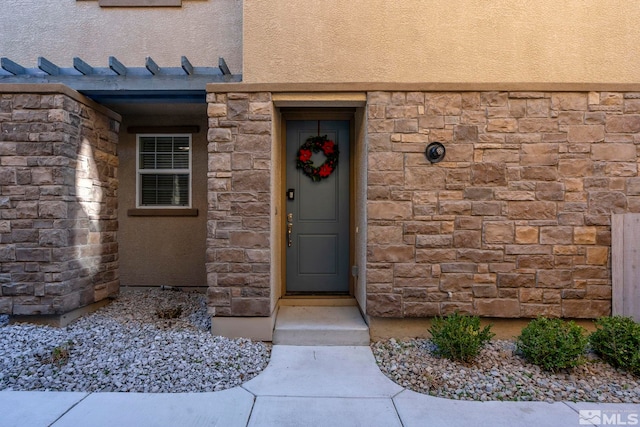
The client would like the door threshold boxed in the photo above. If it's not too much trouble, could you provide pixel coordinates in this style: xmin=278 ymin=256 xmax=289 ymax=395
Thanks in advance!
xmin=285 ymin=292 xmax=350 ymax=297
xmin=279 ymin=296 xmax=357 ymax=307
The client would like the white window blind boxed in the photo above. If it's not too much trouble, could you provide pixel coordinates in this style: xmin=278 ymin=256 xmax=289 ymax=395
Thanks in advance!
xmin=136 ymin=134 xmax=192 ymax=208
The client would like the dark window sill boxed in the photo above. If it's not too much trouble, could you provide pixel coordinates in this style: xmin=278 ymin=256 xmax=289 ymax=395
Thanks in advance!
xmin=127 ymin=208 xmax=198 ymax=217
xmin=98 ymin=0 xmax=182 ymax=6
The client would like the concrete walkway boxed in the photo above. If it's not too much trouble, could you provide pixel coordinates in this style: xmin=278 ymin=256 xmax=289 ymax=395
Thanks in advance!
xmin=1 ymin=346 xmax=637 ymax=427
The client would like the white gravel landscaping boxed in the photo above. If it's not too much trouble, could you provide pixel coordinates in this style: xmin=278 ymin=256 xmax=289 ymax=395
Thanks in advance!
xmin=372 ymin=338 xmax=640 ymax=404
xmin=5 ymin=289 xmax=638 ymax=403
xmin=0 ymin=288 xmax=271 ymax=393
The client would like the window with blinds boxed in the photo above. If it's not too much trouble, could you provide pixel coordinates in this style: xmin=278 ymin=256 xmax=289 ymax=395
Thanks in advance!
xmin=136 ymin=134 xmax=192 ymax=208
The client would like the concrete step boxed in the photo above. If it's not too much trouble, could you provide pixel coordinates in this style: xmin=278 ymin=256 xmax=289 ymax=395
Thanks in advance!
xmin=273 ymin=305 xmax=370 ymax=346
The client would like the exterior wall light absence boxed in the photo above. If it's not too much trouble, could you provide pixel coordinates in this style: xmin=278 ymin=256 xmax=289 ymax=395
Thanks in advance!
xmin=425 ymin=142 xmax=446 ymax=163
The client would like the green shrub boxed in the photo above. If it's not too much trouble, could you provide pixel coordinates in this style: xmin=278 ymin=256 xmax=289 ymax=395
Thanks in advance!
xmin=589 ymin=316 xmax=640 ymax=376
xmin=428 ymin=312 xmax=494 ymax=363
xmin=516 ymin=318 xmax=588 ymax=371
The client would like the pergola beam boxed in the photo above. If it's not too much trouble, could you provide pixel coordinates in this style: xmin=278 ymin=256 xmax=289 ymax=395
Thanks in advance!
xmin=145 ymin=57 xmax=161 ymax=75
xmin=218 ymin=57 xmax=231 ymax=75
xmin=37 ymin=57 xmax=60 ymax=76
xmin=73 ymin=57 xmax=95 ymax=75
xmin=109 ymin=56 xmax=128 ymax=76
xmin=1 ymin=58 xmax=26 ymax=75
xmin=181 ymin=56 xmax=194 ymax=75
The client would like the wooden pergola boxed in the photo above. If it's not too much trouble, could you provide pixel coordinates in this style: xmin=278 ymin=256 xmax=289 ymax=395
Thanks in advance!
xmin=0 ymin=56 xmax=241 ymax=106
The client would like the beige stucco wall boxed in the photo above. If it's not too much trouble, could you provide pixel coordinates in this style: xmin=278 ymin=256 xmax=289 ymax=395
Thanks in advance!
xmin=0 ymin=0 xmax=242 ymax=72
xmin=117 ymin=115 xmax=208 ymax=288
xmin=243 ymin=0 xmax=640 ymax=84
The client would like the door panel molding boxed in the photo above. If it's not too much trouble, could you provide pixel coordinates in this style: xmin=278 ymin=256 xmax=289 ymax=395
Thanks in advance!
xmin=285 ymin=119 xmax=351 ymax=294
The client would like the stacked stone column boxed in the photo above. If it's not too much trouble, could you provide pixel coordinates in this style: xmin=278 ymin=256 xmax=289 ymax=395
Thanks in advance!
xmin=0 ymin=89 xmax=120 ymax=315
xmin=206 ymin=92 xmax=272 ymax=316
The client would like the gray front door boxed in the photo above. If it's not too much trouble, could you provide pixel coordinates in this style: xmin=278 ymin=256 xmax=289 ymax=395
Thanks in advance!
xmin=285 ymin=120 xmax=350 ymax=293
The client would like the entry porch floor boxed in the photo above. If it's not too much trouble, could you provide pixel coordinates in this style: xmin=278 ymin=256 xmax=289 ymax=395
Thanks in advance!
xmin=273 ymin=303 xmax=370 ymax=346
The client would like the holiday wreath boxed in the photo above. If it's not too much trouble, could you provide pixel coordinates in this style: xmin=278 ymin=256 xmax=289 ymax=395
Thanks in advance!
xmin=296 ymin=135 xmax=339 ymax=182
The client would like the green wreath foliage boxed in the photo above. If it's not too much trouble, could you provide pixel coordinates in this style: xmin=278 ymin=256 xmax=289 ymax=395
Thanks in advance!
xmin=296 ymin=135 xmax=339 ymax=182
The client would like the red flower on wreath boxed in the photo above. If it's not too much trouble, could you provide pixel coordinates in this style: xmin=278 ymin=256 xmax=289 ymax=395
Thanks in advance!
xmin=322 ymin=140 xmax=335 ymax=155
xmin=298 ymin=149 xmax=312 ymax=162
xmin=319 ymin=164 xmax=333 ymax=177
xmin=296 ymin=135 xmax=339 ymax=182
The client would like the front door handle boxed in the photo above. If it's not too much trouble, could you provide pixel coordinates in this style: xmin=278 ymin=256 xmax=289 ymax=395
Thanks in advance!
xmin=287 ymin=213 xmax=293 ymax=247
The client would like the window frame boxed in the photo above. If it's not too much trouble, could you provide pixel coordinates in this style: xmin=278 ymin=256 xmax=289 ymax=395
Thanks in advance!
xmin=135 ymin=133 xmax=193 ymax=209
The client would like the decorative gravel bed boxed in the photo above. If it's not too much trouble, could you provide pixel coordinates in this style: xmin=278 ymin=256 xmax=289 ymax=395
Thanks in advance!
xmin=0 ymin=288 xmax=271 ymax=393
xmin=372 ymin=339 xmax=640 ymax=403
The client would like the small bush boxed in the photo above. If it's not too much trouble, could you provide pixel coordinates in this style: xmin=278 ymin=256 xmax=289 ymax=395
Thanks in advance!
xmin=516 ymin=318 xmax=588 ymax=371
xmin=155 ymin=305 xmax=183 ymax=319
xmin=428 ymin=312 xmax=494 ymax=363
xmin=38 ymin=341 xmax=72 ymax=367
xmin=590 ymin=316 xmax=640 ymax=376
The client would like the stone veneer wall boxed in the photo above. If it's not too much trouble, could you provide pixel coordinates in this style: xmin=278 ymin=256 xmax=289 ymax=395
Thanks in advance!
xmin=367 ymin=91 xmax=640 ymax=319
xmin=206 ymin=92 xmax=273 ymax=316
xmin=0 ymin=90 xmax=120 ymax=315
